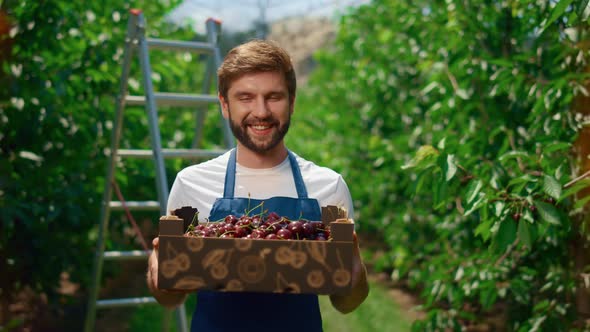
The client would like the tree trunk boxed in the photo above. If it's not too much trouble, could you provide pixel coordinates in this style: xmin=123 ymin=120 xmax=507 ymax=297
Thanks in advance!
xmin=571 ymin=67 xmax=590 ymax=318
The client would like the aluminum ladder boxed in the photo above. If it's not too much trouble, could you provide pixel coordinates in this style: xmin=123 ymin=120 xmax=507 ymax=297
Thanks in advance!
xmin=84 ymin=9 xmax=234 ymax=332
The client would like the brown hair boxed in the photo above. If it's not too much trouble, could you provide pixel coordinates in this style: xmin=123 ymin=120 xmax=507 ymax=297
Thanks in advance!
xmin=217 ymin=39 xmax=296 ymax=102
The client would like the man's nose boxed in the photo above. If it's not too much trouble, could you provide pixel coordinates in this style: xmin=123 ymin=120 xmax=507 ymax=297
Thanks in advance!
xmin=251 ymin=97 xmax=271 ymax=118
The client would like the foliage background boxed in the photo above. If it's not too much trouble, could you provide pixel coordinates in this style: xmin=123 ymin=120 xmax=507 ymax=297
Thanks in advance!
xmin=289 ymin=0 xmax=590 ymax=330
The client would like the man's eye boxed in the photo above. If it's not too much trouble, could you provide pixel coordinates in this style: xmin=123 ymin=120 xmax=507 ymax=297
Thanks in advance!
xmin=238 ymin=96 xmax=252 ymax=101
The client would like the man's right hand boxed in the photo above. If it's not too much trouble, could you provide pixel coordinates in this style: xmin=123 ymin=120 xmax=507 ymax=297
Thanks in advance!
xmin=147 ymin=237 xmax=161 ymax=292
xmin=146 ymin=237 xmax=189 ymax=308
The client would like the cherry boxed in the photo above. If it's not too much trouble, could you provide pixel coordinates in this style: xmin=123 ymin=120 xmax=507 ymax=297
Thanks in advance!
xmin=315 ymin=233 xmax=327 ymax=241
xmin=251 ymin=215 xmax=262 ymax=227
xmin=185 ymin=212 xmax=334 ymax=241
xmin=234 ymin=227 xmax=248 ymax=238
xmin=250 ymin=229 xmax=267 ymax=239
xmin=278 ymin=217 xmax=290 ymax=226
xmin=512 ymin=213 xmax=521 ymax=221
xmin=221 ymin=224 xmax=235 ymax=234
xmin=265 ymin=233 xmax=279 ymax=240
xmin=288 ymin=221 xmax=304 ymax=238
xmin=236 ymin=218 xmax=252 ymax=228
xmin=224 ymin=215 xmax=238 ymax=225
xmin=277 ymin=228 xmax=293 ymax=240
xmin=302 ymin=222 xmax=314 ymax=238
xmin=266 ymin=212 xmax=280 ymax=222
xmin=263 ymin=221 xmax=281 ymax=233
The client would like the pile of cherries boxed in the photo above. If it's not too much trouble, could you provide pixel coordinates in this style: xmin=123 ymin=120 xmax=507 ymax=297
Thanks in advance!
xmin=186 ymin=212 xmax=331 ymax=241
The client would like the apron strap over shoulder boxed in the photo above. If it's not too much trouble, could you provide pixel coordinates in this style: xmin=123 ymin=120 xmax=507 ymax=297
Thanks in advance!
xmin=222 ymin=149 xmax=309 ymax=199
xmin=288 ymin=151 xmax=308 ymax=199
xmin=222 ymin=148 xmax=238 ymax=198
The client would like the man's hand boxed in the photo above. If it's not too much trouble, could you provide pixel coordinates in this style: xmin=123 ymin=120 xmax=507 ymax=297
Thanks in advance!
xmin=147 ymin=237 xmax=161 ymax=292
xmin=146 ymin=237 xmax=189 ymax=308
xmin=329 ymin=231 xmax=369 ymax=313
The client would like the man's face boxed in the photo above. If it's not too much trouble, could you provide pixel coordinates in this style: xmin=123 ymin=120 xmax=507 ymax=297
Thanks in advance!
xmin=220 ymin=71 xmax=294 ymax=154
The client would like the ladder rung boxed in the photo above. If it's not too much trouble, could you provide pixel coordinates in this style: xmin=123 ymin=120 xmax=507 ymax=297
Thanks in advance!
xmin=104 ymin=250 xmax=150 ymax=261
xmin=125 ymin=93 xmax=219 ymax=107
xmin=97 ymin=296 xmax=158 ymax=308
xmin=117 ymin=148 xmax=227 ymax=159
xmin=109 ymin=201 xmax=161 ymax=211
xmin=147 ymin=38 xmax=215 ymax=53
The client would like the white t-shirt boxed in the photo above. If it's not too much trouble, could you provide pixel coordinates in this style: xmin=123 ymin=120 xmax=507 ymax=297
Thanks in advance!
xmin=167 ymin=150 xmax=354 ymax=221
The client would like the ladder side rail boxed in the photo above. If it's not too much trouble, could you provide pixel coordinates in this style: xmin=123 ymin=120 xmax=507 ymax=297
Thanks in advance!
xmin=136 ymin=12 xmax=189 ymax=332
xmin=207 ymin=19 xmax=235 ymax=149
xmin=83 ymin=13 xmax=140 ymax=332
xmin=192 ymin=56 xmax=214 ymax=149
xmin=136 ymin=14 xmax=169 ymax=216
xmin=192 ymin=19 xmax=219 ymax=150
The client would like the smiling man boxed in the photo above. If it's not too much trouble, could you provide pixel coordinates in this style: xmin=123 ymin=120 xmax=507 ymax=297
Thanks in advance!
xmin=146 ymin=40 xmax=369 ymax=332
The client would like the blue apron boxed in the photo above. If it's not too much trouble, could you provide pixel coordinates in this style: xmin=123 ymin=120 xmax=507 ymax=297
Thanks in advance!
xmin=191 ymin=149 xmax=323 ymax=332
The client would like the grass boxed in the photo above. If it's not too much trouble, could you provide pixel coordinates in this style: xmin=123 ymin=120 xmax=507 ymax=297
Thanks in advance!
xmin=128 ymin=281 xmax=413 ymax=332
xmin=319 ymin=281 xmax=413 ymax=332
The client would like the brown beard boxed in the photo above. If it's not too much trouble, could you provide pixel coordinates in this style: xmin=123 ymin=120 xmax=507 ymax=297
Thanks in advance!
xmin=227 ymin=106 xmax=291 ymax=154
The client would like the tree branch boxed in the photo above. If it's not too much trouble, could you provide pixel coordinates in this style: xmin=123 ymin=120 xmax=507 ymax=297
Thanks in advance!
xmin=565 ymin=169 xmax=590 ymax=188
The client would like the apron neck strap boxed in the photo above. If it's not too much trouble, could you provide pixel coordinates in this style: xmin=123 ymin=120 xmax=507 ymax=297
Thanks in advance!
xmin=223 ymin=148 xmax=309 ymax=199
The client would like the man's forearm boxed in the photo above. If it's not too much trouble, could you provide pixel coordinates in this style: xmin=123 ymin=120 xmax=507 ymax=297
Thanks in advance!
xmin=329 ymin=263 xmax=369 ymax=314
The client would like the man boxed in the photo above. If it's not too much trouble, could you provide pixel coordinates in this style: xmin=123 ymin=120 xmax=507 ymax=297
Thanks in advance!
xmin=146 ymin=39 xmax=368 ymax=331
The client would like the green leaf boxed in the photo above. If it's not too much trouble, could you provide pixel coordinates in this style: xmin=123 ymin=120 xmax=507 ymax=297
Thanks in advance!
xmin=409 ymin=172 xmax=427 ymax=196
xmin=465 ymin=179 xmax=483 ymax=204
xmin=494 ymin=219 xmax=517 ymax=253
xmin=442 ymin=154 xmax=457 ymax=181
xmin=533 ymin=200 xmax=561 ymax=225
xmin=433 ymin=179 xmax=448 ymax=209
xmin=577 ymin=0 xmax=589 ymax=18
xmin=475 ymin=217 xmax=493 ymax=241
xmin=464 ymin=192 xmax=486 ymax=217
xmin=542 ymin=0 xmax=575 ymax=32
xmin=543 ymin=175 xmax=562 ymax=200
xmin=494 ymin=201 xmax=506 ymax=217
xmin=437 ymin=137 xmax=446 ymax=150
xmin=518 ymin=220 xmax=532 ymax=248
xmin=498 ymin=150 xmax=528 ymax=162
xmin=574 ymin=195 xmax=590 ymax=210
xmin=403 ymin=145 xmax=440 ymax=170
xmin=560 ymin=178 xmax=590 ymax=201
xmin=543 ymin=142 xmax=571 ymax=154
xmin=508 ymin=174 xmax=537 ymax=187
xmin=534 ymin=299 xmax=551 ymax=312
xmin=479 ymin=283 xmax=498 ymax=310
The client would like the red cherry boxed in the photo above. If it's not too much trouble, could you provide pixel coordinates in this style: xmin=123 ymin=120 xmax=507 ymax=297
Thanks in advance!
xmin=266 ymin=212 xmax=280 ymax=222
xmin=234 ymin=227 xmax=248 ymax=238
xmin=250 ymin=229 xmax=267 ymax=239
xmin=315 ymin=234 xmax=327 ymax=241
xmin=224 ymin=215 xmax=238 ymax=225
xmin=277 ymin=228 xmax=293 ymax=240
xmin=302 ymin=223 xmax=314 ymax=238
xmin=288 ymin=221 xmax=304 ymax=238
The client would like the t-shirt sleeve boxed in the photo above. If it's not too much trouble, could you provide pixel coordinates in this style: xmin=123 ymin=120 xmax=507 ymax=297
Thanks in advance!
xmin=335 ymin=176 xmax=355 ymax=220
xmin=167 ymin=174 xmax=187 ymax=214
